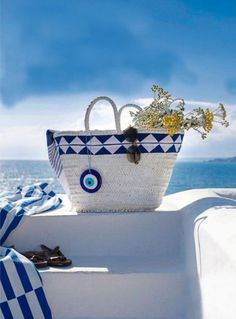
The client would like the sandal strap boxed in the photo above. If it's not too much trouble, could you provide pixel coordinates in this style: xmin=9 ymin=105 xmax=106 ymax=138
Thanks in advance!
xmin=23 ymin=250 xmax=45 ymax=258
xmin=29 ymin=254 xmax=46 ymax=262
xmin=48 ymin=255 xmax=66 ymax=261
xmin=41 ymin=245 xmax=61 ymax=254
xmin=41 ymin=244 xmax=65 ymax=258
xmin=40 ymin=244 xmax=54 ymax=252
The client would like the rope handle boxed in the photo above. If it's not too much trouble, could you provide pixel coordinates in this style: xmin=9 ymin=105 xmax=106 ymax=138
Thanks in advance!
xmin=84 ymin=96 xmax=121 ymax=132
xmin=84 ymin=97 xmax=143 ymax=133
xmin=118 ymin=104 xmax=142 ymax=130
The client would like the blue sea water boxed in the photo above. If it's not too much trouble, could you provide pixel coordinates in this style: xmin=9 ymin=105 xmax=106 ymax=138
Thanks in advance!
xmin=0 ymin=160 xmax=235 ymax=195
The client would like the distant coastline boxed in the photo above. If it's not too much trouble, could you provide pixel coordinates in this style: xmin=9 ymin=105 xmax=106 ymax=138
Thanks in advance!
xmin=208 ymin=156 xmax=236 ymax=163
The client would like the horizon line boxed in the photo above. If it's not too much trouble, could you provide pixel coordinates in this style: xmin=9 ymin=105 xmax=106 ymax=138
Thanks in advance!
xmin=0 ymin=156 xmax=235 ymax=161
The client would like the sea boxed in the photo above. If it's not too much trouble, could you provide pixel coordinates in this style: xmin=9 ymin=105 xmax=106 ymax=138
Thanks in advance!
xmin=0 ymin=160 xmax=235 ymax=195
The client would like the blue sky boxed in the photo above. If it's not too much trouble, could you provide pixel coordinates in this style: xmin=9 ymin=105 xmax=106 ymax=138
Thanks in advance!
xmin=0 ymin=0 xmax=236 ymax=159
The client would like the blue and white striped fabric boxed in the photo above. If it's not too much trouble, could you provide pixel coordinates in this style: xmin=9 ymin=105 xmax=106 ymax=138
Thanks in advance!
xmin=47 ymin=130 xmax=63 ymax=178
xmin=0 ymin=182 xmax=62 ymax=245
xmin=0 ymin=246 xmax=52 ymax=319
xmin=0 ymin=183 xmax=61 ymax=318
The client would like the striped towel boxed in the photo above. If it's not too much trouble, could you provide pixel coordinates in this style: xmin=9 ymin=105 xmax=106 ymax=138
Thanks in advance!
xmin=47 ymin=130 xmax=63 ymax=178
xmin=0 ymin=247 xmax=52 ymax=319
xmin=0 ymin=182 xmax=62 ymax=245
xmin=0 ymin=183 xmax=61 ymax=318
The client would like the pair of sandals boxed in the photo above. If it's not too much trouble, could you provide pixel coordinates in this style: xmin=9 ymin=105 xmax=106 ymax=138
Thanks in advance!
xmin=22 ymin=245 xmax=72 ymax=268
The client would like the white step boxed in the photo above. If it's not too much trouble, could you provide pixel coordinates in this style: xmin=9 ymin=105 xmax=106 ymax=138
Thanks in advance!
xmin=40 ymin=256 xmax=189 ymax=319
xmin=6 ymin=196 xmax=184 ymax=259
xmin=6 ymin=189 xmax=236 ymax=319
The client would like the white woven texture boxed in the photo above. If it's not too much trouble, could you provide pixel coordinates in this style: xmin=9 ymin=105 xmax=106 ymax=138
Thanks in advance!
xmin=51 ymin=96 xmax=182 ymax=212
xmin=59 ymin=153 xmax=177 ymax=212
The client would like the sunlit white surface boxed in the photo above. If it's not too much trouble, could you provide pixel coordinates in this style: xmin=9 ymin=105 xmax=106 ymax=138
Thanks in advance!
xmin=6 ymin=189 xmax=236 ymax=319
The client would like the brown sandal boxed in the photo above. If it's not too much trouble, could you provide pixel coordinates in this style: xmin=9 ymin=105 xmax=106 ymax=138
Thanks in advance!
xmin=22 ymin=251 xmax=48 ymax=268
xmin=40 ymin=245 xmax=72 ymax=267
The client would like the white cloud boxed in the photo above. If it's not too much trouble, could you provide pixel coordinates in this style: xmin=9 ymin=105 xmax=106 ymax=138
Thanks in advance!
xmin=0 ymin=94 xmax=235 ymax=159
xmin=177 ymin=100 xmax=236 ymax=158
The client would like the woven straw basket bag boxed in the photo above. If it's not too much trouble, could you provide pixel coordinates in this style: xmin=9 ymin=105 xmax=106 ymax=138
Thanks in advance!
xmin=47 ymin=96 xmax=184 ymax=212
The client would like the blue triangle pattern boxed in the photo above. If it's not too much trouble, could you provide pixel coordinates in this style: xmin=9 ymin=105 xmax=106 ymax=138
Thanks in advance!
xmin=59 ymin=148 xmax=65 ymax=155
xmin=114 ymin=146 xmax=127 ymax=154
xmin=115 ymin=134 xmax=126 ymax=142
xmin=66 ymin=146 xmax=76 ymax=154
xmin=96 ymin=135 xmax=111 ymax=143
xmin=154 ymin=134 xmax=168 ymax=142
xmin=64 ymin=136 xmax=76 ymax=144
xmin=138 ymin=145 xmax=149 ymax=153
xmin=137 ymin=133 xmax=150 ymax=141
xmin=78 ymin=147 xmax=91 ymax=155
xmin=151 ymin=145 xmax=164 ymax=153
xmin=171 ymin=134 xmax=179 ymax=142
xmin=78 ymin=135 xmax=92 ymax=144
xmin=166 ymin=145 xmax=176 ymax=153
xmin=96 ymin=147 xmax=111 ymax=155
xmin=55 ymin=136 xmax=62 ymax=144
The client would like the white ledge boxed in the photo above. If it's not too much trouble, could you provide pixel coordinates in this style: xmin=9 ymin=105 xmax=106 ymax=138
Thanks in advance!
xmin=33 ymin=188 xmax=236 ymax=217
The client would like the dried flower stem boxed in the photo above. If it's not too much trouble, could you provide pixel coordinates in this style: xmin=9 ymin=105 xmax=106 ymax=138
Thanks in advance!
xmin=131 ymin=84 xmax=229 ymax=139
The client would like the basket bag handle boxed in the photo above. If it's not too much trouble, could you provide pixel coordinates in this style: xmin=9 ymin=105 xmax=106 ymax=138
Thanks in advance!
xmin=84 ymin=96 xmax=121 ymax=132
xmin=85 ymin=97 xmax=143 ymax=133
xmin=118 ymin=104 xmax=142 ymax=130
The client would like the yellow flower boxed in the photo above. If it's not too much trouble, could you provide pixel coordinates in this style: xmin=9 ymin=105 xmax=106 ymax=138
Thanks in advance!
xmin=204 ymin=109 xmax=214 ymax=132
xmin=168 ymin=127 xmax=178 ymax=135
xmin=162 ymin=115 xmax=173 ymax=127
xmin=162 ymin=111 xmax=182 ymax=135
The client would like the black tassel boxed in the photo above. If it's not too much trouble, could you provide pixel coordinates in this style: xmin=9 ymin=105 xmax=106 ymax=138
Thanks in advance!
xmin=123 ymin=126 xmax=141 ymax=164
xmin=123 ymin=126 xmax=138 ymax=143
